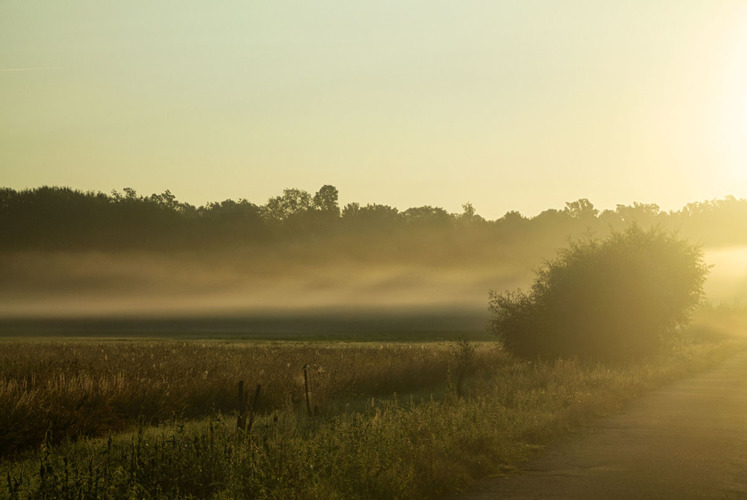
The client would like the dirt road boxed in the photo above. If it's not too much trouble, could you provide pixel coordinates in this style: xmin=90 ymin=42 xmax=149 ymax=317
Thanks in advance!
xmin=460 ymin=352 xmax=747 ymax=499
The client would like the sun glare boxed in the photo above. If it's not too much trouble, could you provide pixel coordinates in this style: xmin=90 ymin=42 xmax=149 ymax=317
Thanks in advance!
xmin=729 ymin=94 xmax=747 ymax=185
xmin=705 ymin=246 xmax=747 ymax=303
xmin=726 ymin=17 xmax=747 ymax=186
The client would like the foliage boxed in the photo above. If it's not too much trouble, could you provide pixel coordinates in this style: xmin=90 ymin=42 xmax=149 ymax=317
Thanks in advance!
xmin=313 ymin=184 xmax=340 ymax=216
xmin=263 ymin=188 xmax=313 ymax=221
xmin=3 ymin=185 xmax=747 ymax=253
xmin=489 ymin=226 xmax=709 ymax=362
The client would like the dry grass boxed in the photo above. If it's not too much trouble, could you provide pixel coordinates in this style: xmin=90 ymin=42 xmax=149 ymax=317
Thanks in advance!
xmin=1 ymin=333 xmax=743 ymax=498
xmin=0 ymin=339 xmax=504 ymax=456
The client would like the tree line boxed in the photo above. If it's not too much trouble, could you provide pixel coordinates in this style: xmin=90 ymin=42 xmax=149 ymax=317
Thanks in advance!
xmin=1 ymin=185 xmax=745 ymax=254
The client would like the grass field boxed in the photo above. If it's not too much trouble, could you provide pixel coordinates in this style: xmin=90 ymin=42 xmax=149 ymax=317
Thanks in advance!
xmin=1 ymin=314 xmax=744 ymax=498
xmin=0 ymin=339 xmax=502 ymax=457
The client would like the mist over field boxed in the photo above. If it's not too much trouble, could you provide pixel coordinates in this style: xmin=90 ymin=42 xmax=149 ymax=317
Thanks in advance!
xmin=2 ymin=246 xmax=746 ymax=319
xmin=0 ymin=252 xmax=518 ymax=317
xmin=1 ymin=187 xmax=747 ymax=334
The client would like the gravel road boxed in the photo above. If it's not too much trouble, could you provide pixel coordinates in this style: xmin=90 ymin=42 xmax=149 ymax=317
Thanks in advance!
xmin=460 ymin=351 xmax=747 ymax=499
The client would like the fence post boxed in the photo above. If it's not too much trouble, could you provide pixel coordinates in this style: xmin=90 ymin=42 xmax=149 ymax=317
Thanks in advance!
xmin=303 ymin=365 xmax=312 ymax=416
xmin=237 ymin=380 xmax=246 ymax=431
xmin=246 ymin=384 xmax=261 ymax=433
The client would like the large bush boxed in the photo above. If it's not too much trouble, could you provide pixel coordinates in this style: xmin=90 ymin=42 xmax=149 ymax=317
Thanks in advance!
xmin=488 ymin=226 xmax=708 ymax=362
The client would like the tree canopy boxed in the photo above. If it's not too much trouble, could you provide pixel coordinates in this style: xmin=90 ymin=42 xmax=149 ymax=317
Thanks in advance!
xmin=1 ymin=186 xmax=746 ymax=255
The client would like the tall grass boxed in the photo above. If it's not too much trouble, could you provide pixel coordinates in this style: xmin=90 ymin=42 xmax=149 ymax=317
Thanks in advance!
xmin=2 ymin=336 xmax=742 ymax=499
xmin=0 ymin=340 xmax=502 ymax=456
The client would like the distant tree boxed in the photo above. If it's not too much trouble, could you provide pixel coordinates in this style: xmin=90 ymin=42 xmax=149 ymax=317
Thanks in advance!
xmin=149 ymin=190 xmax=181 ymax=211
xmin=494 ymin=211 xmax=528 ymax=240
xmin=312 ymin=185 xmax=340 ymax=216
xmin=598 ymin=209 xmax=620 ymax=227
xmin=342 ymin=202 xmax=360 ymax=217
xmin=0 ymin=186 xmax=114 ymax=249
xmin=488 ymin=226 xmax=708 ymax=363
xmin=498 ymin=210 xmax=526 ymax=226
xmin=342 ymin=203 xmax=400 ymax=226
xmin=459 ymin=202 xmax=485 ymax=223
xmin=462 ymin=202 xmax=476 ymax=218
xmin=615 ymin=202 xmax=661 ymax=224
xmin=402 ymin=206 xmax=451 ymax=225
xmin=528 ymin=208 xmax=569 ymax=239
xmin=673 ymin=196 xmax=747 ymax=246
xmin=263 ymin=188 xmax=313 ymax=221
xmin=531 ymin=208 xmax=564 ymax=225
xmin=198 ymin=198 xmax=265 ymax=243
xmin=563 ymin=198 xmax=598 ymax=219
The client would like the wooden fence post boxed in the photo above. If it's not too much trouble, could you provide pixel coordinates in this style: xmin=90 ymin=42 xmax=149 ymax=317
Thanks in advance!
xmin=237 ymin=380 xmax=246 ymax=431
xmin=247 ymin=384 xmax=261 ymax=433
xmin=303 ymin=365 xmax=312 ymax=417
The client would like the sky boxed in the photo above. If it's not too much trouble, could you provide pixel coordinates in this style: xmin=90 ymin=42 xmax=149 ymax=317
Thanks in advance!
xmin=1 ymin=0 xmax=747 ymax=219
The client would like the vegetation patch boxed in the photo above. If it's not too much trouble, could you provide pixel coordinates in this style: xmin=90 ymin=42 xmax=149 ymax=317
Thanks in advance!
xmin=489 ymin=226 xmax=709 ymax=362
xmin=2 ymin=334 xmax=742 ymax=499
xmin=0 ymin=340 xmax=502 ymax=457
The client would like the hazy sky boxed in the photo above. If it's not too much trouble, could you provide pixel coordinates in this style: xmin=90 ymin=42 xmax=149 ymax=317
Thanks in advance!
xmin=2 ymin=1 xmax=746 ymax=218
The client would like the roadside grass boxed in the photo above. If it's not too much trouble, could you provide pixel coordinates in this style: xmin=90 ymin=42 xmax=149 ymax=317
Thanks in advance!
xmin=2 ymin=333 xmax=743 ymax=499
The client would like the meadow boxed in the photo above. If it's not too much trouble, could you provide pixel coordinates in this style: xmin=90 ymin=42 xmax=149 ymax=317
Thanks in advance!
xmin=0 ymin=340 xmax=490 ymax=457
xmin=2 ymin=314 xmax=743 ymax=499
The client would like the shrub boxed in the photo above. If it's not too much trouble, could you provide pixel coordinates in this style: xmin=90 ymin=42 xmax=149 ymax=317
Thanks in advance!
xmin=488 ymin=226 xmax=708 ymax=362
